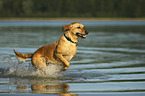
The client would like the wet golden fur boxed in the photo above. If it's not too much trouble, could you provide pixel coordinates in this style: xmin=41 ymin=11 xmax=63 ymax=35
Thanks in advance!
xmin=14 ymin=22 xmax=88 ymax=71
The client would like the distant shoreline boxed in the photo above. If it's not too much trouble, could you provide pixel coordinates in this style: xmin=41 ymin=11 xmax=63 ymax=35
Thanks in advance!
xmin=0 ymin=17 xmax=145 ymax=21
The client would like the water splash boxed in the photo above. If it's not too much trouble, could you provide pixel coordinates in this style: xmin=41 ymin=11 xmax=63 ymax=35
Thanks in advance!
xmin=30 ymin=65 xmax=62 ymax=78
xmin=1 ymin=56 xmax=61 ymax=79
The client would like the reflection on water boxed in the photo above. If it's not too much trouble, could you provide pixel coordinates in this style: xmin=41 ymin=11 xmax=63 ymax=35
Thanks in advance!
xmin=0 ymin=21 xmax=145 ymax=95
xmin=2 ymin=77 xmax=77 ymax=95
xmin=16 ymin=78 xmax=73 ymax=95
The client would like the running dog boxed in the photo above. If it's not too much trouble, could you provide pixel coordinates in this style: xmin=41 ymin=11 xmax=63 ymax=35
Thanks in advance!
xmin=14 ymin=22 xmax=88 ymax=71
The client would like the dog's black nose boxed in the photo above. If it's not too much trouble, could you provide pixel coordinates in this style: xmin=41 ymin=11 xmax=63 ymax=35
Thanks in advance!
xmin=85 ymin=30 xmax=89 ymax=34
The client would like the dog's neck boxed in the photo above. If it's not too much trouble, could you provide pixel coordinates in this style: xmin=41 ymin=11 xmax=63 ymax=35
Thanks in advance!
xmin=64 ymin=31 xmax=78 ymax=44
xmin=64 ymin=34 xmax=77 ymax=44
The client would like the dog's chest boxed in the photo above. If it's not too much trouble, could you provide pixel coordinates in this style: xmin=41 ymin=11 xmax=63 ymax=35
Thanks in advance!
xmin=66 ymin=44 xmax=77 ymax=55
xmin=63 ymin=44 xmax=77 ymax=60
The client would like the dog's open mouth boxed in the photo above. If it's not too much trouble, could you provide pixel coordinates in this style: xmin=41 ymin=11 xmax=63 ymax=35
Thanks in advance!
xmin=76 ymin=33 xmax=87 ymax=39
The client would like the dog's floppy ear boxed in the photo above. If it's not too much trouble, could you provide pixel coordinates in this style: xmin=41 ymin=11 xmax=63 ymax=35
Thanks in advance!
xmin=62 ymin=25 xmax=70 ymax=31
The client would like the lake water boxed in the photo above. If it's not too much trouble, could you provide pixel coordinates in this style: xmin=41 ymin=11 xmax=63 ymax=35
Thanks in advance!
xmin=0 ymin=20 xmax=145 ymax=96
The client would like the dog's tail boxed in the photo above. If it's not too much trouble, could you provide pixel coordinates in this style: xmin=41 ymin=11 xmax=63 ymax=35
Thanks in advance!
xmin=13 ymin=49 xmax=33 ymax=62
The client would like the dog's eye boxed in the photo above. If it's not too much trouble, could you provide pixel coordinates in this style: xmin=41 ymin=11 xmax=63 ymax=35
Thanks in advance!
xmin=77 ymin=27 xmax=81 ymax=29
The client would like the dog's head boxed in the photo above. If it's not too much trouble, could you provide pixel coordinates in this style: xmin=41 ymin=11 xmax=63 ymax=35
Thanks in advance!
xmin=62 ymin=22 xmax=89 ymax=39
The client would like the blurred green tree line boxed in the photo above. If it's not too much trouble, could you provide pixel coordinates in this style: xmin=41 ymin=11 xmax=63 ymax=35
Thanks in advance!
xmin=0 ymin=0 xmax=145 ymax=18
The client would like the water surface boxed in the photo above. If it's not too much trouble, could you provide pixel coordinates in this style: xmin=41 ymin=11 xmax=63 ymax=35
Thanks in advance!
xmin=0 ymin=21 xmax=145 ymax=95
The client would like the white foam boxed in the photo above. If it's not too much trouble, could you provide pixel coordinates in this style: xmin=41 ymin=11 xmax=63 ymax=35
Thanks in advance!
xmin=4 ymin=57 xmax=62 ymax=78
xmin=31 ymin=65 xmax=62 ymax=78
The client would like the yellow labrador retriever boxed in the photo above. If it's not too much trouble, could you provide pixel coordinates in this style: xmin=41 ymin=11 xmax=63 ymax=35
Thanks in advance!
xmin=14 ymin=22 xmax=88 ymax=71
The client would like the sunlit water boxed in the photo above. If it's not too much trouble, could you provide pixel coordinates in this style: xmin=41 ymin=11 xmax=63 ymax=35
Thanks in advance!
xmin=0 ymin=21 xmax=145 ymax=95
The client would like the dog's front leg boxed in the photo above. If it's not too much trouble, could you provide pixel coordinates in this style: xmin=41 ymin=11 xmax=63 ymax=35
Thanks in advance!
xmin=55 ymin=53 xmax=70 ymax=71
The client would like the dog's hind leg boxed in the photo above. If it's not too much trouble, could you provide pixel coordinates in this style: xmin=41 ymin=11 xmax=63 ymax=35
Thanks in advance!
xmin=31 ymin=55 xmax=47 ymax=70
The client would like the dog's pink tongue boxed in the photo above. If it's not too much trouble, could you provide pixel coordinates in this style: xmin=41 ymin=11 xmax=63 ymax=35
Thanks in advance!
xmin=83 ymin=35 xmax=86 ymax=38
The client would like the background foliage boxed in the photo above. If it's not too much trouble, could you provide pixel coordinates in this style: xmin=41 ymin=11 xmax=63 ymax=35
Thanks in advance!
xmin=0 ymin=0 xmax=145 ymax=18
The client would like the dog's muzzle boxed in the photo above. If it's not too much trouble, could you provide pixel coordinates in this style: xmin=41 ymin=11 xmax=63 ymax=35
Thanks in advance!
xmin=76 ymin=30 xmax=89 ymax=39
